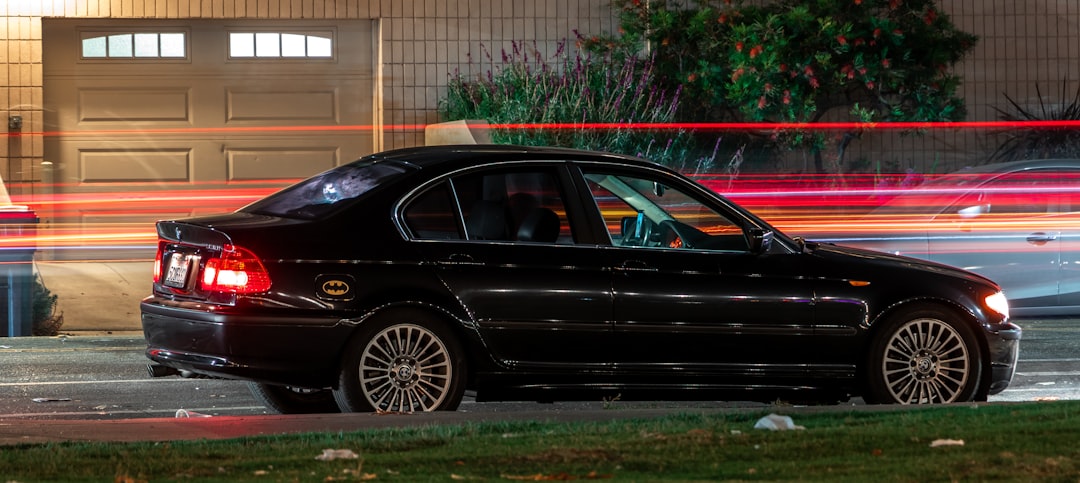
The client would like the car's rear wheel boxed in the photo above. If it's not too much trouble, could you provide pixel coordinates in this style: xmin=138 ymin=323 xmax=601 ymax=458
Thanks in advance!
xmin=247 ymin=382 xmax=340 ymax=414
xmin=333 ymin=309 xmax=466 ymax=413
xmin=866 ymin=305 xmax=982 ymax=404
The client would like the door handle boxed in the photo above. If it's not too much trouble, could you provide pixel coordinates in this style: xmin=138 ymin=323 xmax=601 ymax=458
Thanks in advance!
xmin=1026 ymin=232 xmax=1058 ymax=245
xmin=440 ymin=253 xmax=481 ymax=265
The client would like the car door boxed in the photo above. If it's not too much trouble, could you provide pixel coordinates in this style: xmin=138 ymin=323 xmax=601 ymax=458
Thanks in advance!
xmin=926 ymin=171 xmax=1062 ymax=310
xmin=579 ymin=168 xmax=818 ymax=379
xmin=401 ymin=164 xmax=614 ymax=368
xmin=1039 ymin=168 xmax=1080 ymax=310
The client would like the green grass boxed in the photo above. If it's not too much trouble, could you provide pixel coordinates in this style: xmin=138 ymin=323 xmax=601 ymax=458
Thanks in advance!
xmin=3 ymin=402 xmax=1079 ymax=482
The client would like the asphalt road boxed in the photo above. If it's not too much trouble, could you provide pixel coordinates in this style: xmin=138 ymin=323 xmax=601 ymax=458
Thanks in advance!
xmin=0 ymin=317 xmax=1076 ymax=422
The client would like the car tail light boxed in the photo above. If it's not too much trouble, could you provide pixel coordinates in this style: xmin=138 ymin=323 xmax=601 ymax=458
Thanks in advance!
xmin=199 ymin=245 xmax=272 ymax=294
xmin=153 ymin=241 xmax=165 ymax=284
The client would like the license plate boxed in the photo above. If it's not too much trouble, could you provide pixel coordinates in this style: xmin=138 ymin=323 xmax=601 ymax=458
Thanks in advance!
xmin=164 ymin=252 xmax=193 ymax=288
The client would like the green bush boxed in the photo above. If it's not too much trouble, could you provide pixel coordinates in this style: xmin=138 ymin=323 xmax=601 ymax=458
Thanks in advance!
xmin=991 ymin=81 xmax=1080 ymax=162
xmin=32 ymin=274 xmax=62 ymax=336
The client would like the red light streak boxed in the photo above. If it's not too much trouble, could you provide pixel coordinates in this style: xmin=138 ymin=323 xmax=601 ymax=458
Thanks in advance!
xmin=5 ymin=119 xmax=1080 ymax=138
xmin=1 ymin=175 xmax=1075 ymax=254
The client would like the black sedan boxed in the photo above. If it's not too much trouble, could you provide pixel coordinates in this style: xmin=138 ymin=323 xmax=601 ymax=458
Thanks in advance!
xmin=142 ymin=145 xmax=1020 ymax=412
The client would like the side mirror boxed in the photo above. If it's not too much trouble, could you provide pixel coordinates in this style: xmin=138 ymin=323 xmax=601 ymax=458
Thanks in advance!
xmin=957 ymin=203 xmax=990 ymax=219
xmin=748 ymin=228 xmax=773 ymax=254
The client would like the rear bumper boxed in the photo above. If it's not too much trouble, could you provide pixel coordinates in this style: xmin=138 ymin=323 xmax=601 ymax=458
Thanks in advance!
xmin=141 ymin=298 xmax=355 ymax=388
xmin=986 ymin=324 xmax=1022 ymax=395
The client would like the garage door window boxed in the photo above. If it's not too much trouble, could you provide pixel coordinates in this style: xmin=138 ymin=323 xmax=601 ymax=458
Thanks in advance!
xmin=229 ymin=32 xmax=333 ymax=58
xmin=82 ymin=32 xmax=186 ymax=58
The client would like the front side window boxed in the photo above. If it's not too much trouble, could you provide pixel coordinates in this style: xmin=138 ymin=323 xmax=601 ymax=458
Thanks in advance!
xmin=938 ymin=171 xmax=1064 ymax=221
xmin=585 ymin=172 xmax=748 ymax=251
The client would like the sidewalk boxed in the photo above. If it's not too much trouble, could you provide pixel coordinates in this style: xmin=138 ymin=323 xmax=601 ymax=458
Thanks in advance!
xmin=35 ymin=260 xmax=150 ymax=333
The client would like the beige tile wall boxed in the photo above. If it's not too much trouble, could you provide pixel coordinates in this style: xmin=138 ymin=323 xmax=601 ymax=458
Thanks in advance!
xmin=0 ymin=0 xmax=615 ymax=196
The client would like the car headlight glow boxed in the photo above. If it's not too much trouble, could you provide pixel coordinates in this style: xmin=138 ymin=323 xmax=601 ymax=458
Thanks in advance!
xmin=984 ymin=291 xmax=1009 ymax=318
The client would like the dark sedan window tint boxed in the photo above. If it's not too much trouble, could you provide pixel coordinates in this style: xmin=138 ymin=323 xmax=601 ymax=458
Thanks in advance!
xmin=585 ymin=172 xmax=748 ymax=251
xmin=452 ymin=170 xmax=573 ymax=243
xmin=403 ymin=183 xmax=462 ymax=240
xmin=243 ymin=160 xmax=412 ymax=219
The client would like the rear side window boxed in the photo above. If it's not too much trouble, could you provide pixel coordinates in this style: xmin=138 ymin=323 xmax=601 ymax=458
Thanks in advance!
xmin=243 ymin=160 xmax=413 ymax=219
xmin=453 ymin=170 xmax=573 ymax=243
xmin=403 ymin=167 xmax=574 ymax=244
xmin=402 ymin=182 xmax=462 ymax=240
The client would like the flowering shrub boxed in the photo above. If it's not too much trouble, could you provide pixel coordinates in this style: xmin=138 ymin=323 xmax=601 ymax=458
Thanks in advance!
xmin=598 ymin=0 xmax=977 ymax=172
xmin=440 ymin=41 xmax=708 ymax=169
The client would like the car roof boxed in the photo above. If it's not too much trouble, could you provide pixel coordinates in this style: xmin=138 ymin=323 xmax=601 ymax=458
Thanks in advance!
xmin=365 ymin=144 xmax=664 ymax=171
xmin=951 ymin=158 xmax=1080 ymax=175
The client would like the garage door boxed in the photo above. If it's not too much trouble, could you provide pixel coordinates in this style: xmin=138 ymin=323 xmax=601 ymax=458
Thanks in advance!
xmin=42 ymin=19 xmax=378 ymax=241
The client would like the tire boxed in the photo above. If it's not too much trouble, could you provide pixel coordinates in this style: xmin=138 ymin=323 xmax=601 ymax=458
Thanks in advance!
xmin=333 ymin=309 xmax=466 ymax=413
xmin=865 ymin=305 xmax=982 ymax=404
xmin=247 ymin=382 xmax=340 ymax=414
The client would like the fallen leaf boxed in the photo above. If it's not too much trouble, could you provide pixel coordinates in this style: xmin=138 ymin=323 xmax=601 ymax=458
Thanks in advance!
xmin=501 ymin=474 xmax=545 ymax=481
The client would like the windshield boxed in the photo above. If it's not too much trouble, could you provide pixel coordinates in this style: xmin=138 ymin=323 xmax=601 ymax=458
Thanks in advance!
xmin=242 ymin=159 xmax=414 ymax=219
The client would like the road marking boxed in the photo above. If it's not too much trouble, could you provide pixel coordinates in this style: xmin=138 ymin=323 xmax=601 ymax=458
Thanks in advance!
xmin=0 ymin=348 xmax=141 ymax=353
xmin=0 ymin=406 xmax=267 ymax=419
xmin=0 ymin=379 xmax=238 ymax=387
xmin=1014 ymin=372 xmax=1080 ymax=377
xmin=1018 ymin=358 xmax=1080 ymax=362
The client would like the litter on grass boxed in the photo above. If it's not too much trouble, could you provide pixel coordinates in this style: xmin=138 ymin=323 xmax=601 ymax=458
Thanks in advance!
xmin=930 ymin=439 xmax=965 ymax=447
xmin=316 ymin=449 xmax=360 ymax=461
xmin=754 ymin=414 xmax=805 ymax=431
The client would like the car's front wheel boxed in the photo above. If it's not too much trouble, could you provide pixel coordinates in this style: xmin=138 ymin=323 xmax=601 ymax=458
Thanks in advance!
xmin=866 ymin=305 xmax=982 ymax=404
xmin=247 ymin=382 xmax=340 ymax=414
xmin=333 ymin=309 xmax=466 ymax=413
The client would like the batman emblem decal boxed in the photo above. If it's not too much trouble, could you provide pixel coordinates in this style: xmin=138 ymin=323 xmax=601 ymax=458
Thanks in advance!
xmin=316 ymin=274 xmax=355 ymax=301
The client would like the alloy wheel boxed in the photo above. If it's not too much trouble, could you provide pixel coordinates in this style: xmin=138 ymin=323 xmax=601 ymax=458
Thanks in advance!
xmin=880 ymin=317 xmax=972 ymax=403
xmin=358 ymin=323 xmax=453 ymax=412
